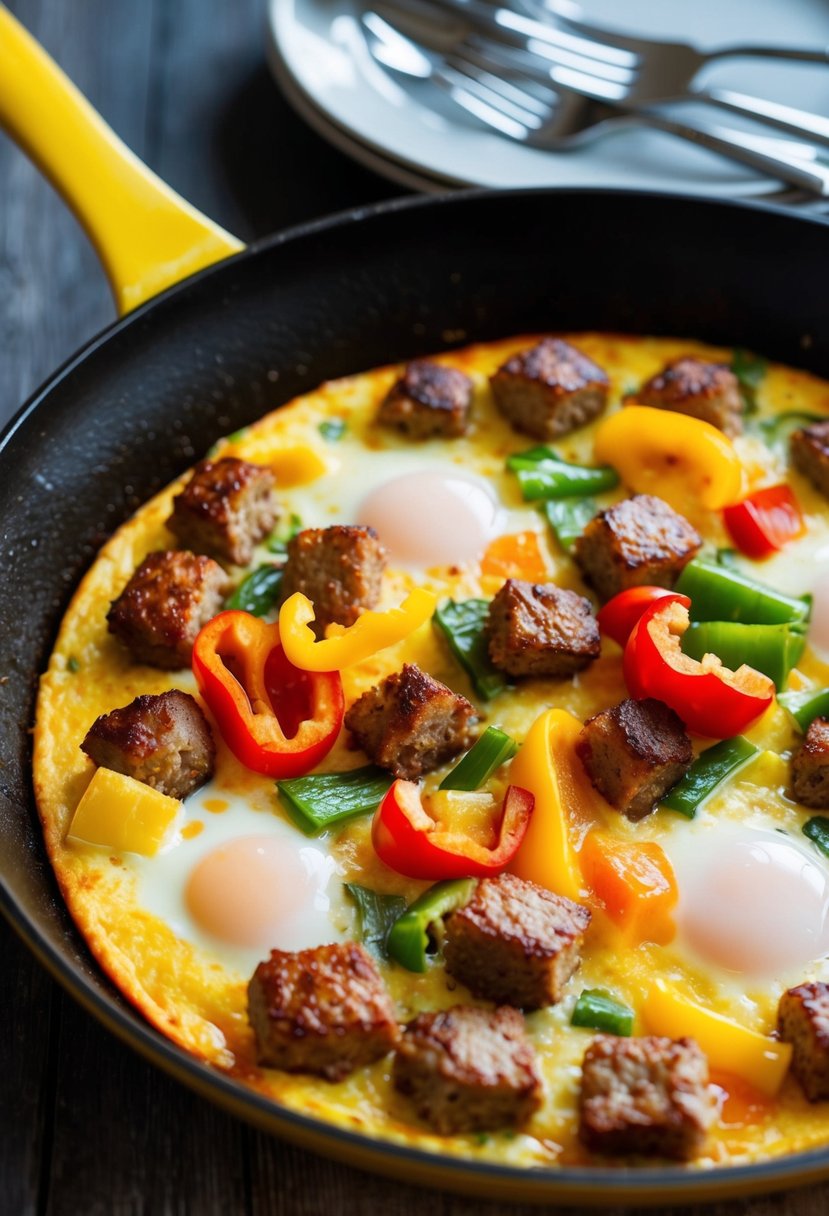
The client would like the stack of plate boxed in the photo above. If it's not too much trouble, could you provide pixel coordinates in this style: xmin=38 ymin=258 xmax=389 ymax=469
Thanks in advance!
xmin=266 ymin=0 xmax=829 ymax=198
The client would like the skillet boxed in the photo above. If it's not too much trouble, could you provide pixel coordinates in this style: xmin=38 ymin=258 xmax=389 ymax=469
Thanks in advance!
xmin=2 ymin=5 xmax=829 ymax=1205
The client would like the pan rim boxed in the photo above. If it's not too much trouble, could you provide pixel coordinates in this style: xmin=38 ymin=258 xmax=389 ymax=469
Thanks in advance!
xmin=3 ymin=184 xmax=827 ymax=456
xmin=4 ymin=185 xmax=829 ymax=1203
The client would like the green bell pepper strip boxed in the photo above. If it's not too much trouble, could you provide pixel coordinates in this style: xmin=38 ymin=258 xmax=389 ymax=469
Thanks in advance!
xmin=803 ymin=817 xmax=829 ymax=858
xmin=506 ymin=446 xmax=619 ymax=501
xmin=225 ymin=564 xmax=284 ymax=616
xmin=779 ymin=687 xmax=829 ymax=733
xmin=731 ymin=348 xmax=767 ymax=413
xmin=344 ymin=883 xmax=406 ymax=960
xmin=266 ymin=512 xmax=302 ymax=554
xmin=756 ymin=410 xmax=824 ymax=455
xmin=319 ymin=418 xmax=346 ymax=442
xmin=440 ymin=727 xmax=518 ymax=791
xmin=277 ymin=765 xmax=393 ymax=835
xmin=386 ymin=879 xmax=477 ymax=972
xmin=543 ymin=498 xmax=596 ymax=552
xmin=571 ymin=989 xmax=634 ymax=1036
xmin=681 ymin=621 xmax=805 ymax=692
xmin=433 ymin=599 xmax=508 ymax=701
xmin=661 ymin=736 xmax=759 ymax=818
xmin=675 ymin=558 xmax=810 ymax=626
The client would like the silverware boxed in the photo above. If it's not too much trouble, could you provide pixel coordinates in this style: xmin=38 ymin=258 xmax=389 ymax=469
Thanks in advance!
xmin=538 ymin=0 xmax=829 ymax=145
xmin=363 ymin=5 xmax=829 ymax=195
xmin=395 ymin=0 xmax=829 ymax=147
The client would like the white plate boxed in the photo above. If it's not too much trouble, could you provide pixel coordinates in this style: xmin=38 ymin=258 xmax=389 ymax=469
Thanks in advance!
xmin=266 ymin=0 xmax=829 ymax=194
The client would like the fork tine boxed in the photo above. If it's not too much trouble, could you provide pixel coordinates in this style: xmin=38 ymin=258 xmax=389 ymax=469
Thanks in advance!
xmin=540 ymin=1 xmax=650 ymax=55
xmin=375 ymin=0 xmax=636 ymax=80
xmin=449 ymin=46 xmax=557 ymax=114
xmin=497 ymin=21 xmax=635 ymax=82
xmin=436 ymin=65 xmax=544 ymax=136
xmin=523 ymin=38 xmax=629 ymax=101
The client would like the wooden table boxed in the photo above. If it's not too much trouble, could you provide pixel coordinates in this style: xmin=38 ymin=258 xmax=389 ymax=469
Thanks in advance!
xmin=1 ymin=2 xmax=827 ymax=1212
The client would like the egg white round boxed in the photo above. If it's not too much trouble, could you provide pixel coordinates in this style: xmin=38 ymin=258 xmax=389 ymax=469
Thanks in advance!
xmin=281 ymin=446 xmax=540 ymax=577
xmin=134 ymin=781 xmax=350 ymax=975
xmin=663 ymin=819 xmax=829 ymax=982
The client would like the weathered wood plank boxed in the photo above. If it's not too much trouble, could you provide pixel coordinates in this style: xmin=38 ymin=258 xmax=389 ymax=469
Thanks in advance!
xmin=44 ymin=989 xmax=248 ymax=1216
xmin=147 ymin=0 xmax=398 ymax=242
xmin=0 ymin=920 xmax=56 ymax=1216
xmin=245 ymin=1122 xmax=829 ymax=1216
xmin=0 ymin=0 xmax=146 ymax=422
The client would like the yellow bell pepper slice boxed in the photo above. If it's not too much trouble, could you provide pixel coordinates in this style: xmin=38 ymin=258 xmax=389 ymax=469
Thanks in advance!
xmin=68 ymin=767 xmax=181 ymax=857
xmin=508 ymin=707 xmax=604 ymax=901
xmin=643 ymin=979 xmax=792 ymax=1095
xmin=278 ymin=588 xmax=437 ymax=672
xmin=593 ymin=405 xmax=743 ymax=510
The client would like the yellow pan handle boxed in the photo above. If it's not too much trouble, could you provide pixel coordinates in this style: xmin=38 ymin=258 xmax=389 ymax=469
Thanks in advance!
xmin=0 ymin=5 xmax=244 ymax=315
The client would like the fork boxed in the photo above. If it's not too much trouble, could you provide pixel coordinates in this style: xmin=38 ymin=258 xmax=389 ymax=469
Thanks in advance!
xmin=394 ymin=0 xmax=829 ymax=147
xmin=537 ymin=0 xmax=829 ymax=146
xmin=364 ymin=6 xmax=829 ymax=195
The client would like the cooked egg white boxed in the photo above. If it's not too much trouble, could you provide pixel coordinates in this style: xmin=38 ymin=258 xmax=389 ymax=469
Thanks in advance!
xmin=663 ymin=818 xmax=829 ymax=984
xmin=282 ymin=447 xmax=538 ymax=577
xmin=134 ymin=783 xmax=350 ymax=974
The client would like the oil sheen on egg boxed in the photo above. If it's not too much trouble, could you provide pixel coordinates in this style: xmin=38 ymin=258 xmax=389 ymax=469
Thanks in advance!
xmin=134 ymin=782 xmax=348 ymax=973
xmin=664 ymin=820 xmax=829 ymax=979
xmin=282 ymin=445 xmax=538 ymax=576
xmin=357 ymin=468 xmax=502 ymax=569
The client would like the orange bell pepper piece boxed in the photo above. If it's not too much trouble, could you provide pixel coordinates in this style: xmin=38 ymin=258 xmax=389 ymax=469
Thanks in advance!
xmin=481 ymin=531 xmax=548 ymax=583
xmin=580 ymin=830 xmax=677 ymax=945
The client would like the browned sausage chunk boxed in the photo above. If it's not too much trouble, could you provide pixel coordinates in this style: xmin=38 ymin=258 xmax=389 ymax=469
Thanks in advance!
xmin=167 ymin=457 xmax=279 ymax=566
xmin=573 ymin=494 xmax=702 ymax=602
xmin=247 ymin=942 xmax=399 ymax=1081
xmin=345 ymin=663 xmax=475 ymax=780
xmin=576 ymin=697 xmax=692 ymax=821
xmin=791 ymin=717 xmax=829 ymax=808
xmin=444 ymin=872 xmax=591 ymax=1009
xmin=579 ymin=1035 xmax=714 ymax=1160
xmin=778 ymin=981 xmax=829 ymax=1101
xmin=792 ymin=420 xmax=829 ymax=500
xmin=107 ymin=550 xmax=230 ymax=669
xmin=280 ymin=524 xmax=387 ymax=632
xmin=80 ymin=690 xmax=214 ymax=800
xmin=393 ymin=1005 xmax=543 ymax=1134
xmin=378 ymin=360 xmax=474 ymax=439
xmin=486 ymin=578 xmax=600 ymax=678
xmin=490 ymin=338 xmax=609 ymax=440
xmin=632 ymin=357 xmax=744 ymax=437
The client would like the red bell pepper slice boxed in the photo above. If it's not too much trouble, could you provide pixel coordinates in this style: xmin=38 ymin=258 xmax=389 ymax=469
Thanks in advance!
xmin=192 ymin=610 xmax=344 ymax=778
xmin=597 ymin=586 xmax=675 ymax=648
xmin=623 ymin=594 xmax=774 ymax=738
xmin=723 ymin=484 xmax=805 ymax=560
xmin=372 ymin=781 xmax=534 ymax=880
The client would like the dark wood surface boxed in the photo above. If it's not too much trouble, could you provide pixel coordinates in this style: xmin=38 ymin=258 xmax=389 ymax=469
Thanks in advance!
xmin=1 ymin=2 xmax=828 ymax=1212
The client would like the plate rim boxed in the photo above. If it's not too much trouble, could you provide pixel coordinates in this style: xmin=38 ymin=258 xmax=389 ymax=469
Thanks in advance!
xmin=263 ymin=0 xmax=811 ymax=199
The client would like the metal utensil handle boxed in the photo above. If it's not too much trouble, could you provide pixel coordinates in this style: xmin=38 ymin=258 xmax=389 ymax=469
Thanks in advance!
xmin=705 ymin=44 xmax=829 ymax=64
xmin=642 ymin=109 xmax=829 ymax=196
xmin=698 ymin=86 xmax=829 ymax=148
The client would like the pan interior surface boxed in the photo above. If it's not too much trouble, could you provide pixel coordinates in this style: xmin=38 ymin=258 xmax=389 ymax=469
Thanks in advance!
xmin=3 ymin=189 xmax=829 ymax=1203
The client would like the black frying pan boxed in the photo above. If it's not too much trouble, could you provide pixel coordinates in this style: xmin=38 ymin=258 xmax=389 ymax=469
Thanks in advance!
xmin=2 ymin=7 xmax=829 ymax=1208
